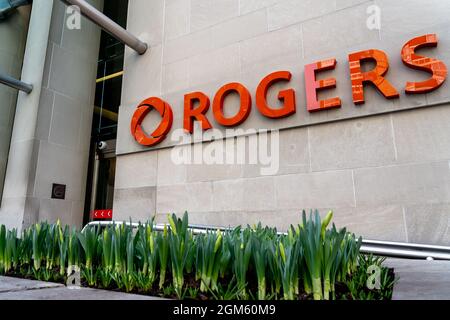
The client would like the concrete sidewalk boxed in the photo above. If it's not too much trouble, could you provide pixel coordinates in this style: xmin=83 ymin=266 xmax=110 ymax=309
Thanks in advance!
xmin=0 ymin=276 xmax=161 ymax=300
xmin=386 ymin=259 xmax=450 ymax=300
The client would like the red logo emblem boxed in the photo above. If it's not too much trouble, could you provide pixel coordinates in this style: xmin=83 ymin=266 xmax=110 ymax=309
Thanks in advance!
xmin=131 ymin=97 xmax=174 ymax=147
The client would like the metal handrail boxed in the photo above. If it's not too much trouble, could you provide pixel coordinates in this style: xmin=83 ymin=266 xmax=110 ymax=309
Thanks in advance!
xmin=82 ymin=221 xmax=450 ymax=261
xmin=60 ymin=0 xmax=148 ymax=55
xmin=0 ymin=72 xmax=33 ymax=93
xmin=359 ymin=243 xmax=450 ymax=261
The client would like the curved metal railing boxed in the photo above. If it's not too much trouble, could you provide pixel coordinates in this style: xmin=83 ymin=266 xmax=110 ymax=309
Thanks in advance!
xmin=82 ymin=221 xmax=450 ymax=261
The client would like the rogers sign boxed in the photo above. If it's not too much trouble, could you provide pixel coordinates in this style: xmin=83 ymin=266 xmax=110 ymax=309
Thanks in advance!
xmin=131 ymin=34 xmax=447 ymax=147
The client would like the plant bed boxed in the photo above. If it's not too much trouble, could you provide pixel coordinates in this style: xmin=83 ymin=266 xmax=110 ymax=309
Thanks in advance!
xmin=0 ymin=211 xmax=396 ymax=300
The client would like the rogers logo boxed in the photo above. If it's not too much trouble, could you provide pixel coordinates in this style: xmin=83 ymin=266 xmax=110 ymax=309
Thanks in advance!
xmin=131 ymin=34 xmax=447 ymax=148
xmin=131 ymin=97 xmax=174 ymax=147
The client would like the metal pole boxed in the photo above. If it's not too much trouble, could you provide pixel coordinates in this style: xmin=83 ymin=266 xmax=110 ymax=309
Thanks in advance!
xmin=61 ymin=0 xmax=148 ymax=55
xmin=89 ymin=150 xmax=100 ymax=217
xmin=0 ymin=72 xmax=33 ymax=94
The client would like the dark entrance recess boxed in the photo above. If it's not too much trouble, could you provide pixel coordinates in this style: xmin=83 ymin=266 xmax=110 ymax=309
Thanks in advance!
xmin=83 ymin=0 xmax=129 ymax=225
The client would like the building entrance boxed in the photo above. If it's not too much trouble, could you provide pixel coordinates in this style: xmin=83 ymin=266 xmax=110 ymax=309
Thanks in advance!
xmin=83 ymin=0 xmax=128 ymax=225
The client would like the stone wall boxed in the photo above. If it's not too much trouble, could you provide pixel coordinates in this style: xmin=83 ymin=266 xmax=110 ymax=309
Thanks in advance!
xmin=0 ymin=0 xmax=103 ymax=230
xmin=32 ymin=0 xmax=103 ymax=228
xmin=0 ymin=6 xmax=30 ymax=200
xmin=114 ymin=0 xmax=450 ymax=245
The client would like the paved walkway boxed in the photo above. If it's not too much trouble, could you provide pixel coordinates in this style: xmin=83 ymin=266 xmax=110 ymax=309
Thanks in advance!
xmin=1 ymin=258 xmax=449 ymax=300
xmin=0 ymin=276 xmax=160 ymax=300
xmin=386 ymin=258 xmax=450 ymax=300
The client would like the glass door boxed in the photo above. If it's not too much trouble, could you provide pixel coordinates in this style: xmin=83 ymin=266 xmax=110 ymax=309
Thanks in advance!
xmin=83 ymin=0 xmax=128 ymax=225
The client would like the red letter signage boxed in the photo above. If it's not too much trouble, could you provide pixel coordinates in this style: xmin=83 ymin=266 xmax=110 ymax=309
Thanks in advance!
xmin=184 ymin=92 xmax=212 ymax=133
xmin=213 ymin=82 xmax=252 ymax=127
xmin=131 ymin=97 xmax=173 ymax=147
xmin=304 ymin=59 xmax=341 ymax=112
xmin=256 ymin=71 xmax=296 ymax=118
xmin=130 ymin=33 xmax=448 ymax=148
xmin=348 ymin=49 xmax=399 ymax=104
xmin=401 ymin=34 xmax=448 ymax=94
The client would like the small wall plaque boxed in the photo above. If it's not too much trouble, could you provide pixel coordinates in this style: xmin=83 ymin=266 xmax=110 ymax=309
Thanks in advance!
xmin=51 ymin=184 xmax=66 ymax=200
